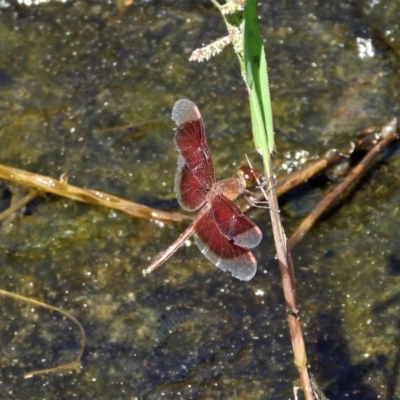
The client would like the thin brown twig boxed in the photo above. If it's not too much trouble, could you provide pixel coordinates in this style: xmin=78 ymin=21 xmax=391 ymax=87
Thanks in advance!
xmin=276 ymin=152 xmax=341 ymax=198
xmin=288 ymin=129 xmax=398 ymax=251
xmin=245 ymin=153 xmax=313 ymax=397
xmin=101 ymin=118 xmax=163 ymax=132
xmin=0 ymin=189 xmax=39 ymax=223
xmin=0 ymin=164 xmax=190 ymax=224
xmin=238 ymin=150 xmax=342 ymax=213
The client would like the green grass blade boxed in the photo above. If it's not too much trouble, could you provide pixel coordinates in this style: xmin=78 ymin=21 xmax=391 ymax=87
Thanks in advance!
xmin=243 ymin=0 xmax=274 ymax=173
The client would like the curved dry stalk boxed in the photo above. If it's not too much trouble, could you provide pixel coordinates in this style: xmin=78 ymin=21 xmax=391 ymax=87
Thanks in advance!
xmin=0 ymin=289 xmax=85 ymax=378
xmin=0 ymin=164 xmax=190 ymax=224
xmin=288 ymin=128 xmax=398 ymax=250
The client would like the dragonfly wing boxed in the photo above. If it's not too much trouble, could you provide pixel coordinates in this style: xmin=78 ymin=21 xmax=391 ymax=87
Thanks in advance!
xmin=172 ymin=99 xmax=215 ymax=190
xmin=194 ymin=209 xmax=257 ymax=281
xmin=175 ymin=155 xmax=207 ymax=210
xmin=211 ymin=195 xmax=262 ymax=248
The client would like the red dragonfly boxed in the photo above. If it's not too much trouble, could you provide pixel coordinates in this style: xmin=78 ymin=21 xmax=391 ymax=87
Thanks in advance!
xmin=143 ymin=99 xmax=262 ymax=281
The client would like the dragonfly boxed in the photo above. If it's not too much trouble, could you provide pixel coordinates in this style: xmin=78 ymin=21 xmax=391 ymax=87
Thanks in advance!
xmin=143 ymin=99 xmax=262 ymax=281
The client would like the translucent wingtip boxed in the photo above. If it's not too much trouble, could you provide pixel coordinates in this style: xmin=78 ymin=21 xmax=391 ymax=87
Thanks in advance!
xmin=172 ymin=99 xmax=201 ymax=125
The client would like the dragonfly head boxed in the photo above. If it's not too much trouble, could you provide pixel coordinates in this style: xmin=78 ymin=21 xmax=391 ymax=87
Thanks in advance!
xmin=238 ymin=166 xmax=259 ymax=188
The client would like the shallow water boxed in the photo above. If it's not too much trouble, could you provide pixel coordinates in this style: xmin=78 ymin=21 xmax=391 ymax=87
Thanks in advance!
xmin=1 ymin=1 xmax=400 ymax=399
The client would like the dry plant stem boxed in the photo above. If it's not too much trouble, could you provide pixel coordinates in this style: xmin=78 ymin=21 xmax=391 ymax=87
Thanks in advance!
xmin=287 ymin=132 xmax=398 ymax=251
xmin=0 ymin=164 xmax=190 ymax=224
xmin=0 ymin=189 xmax=39 ymax=222
xmin=276 ymin=152 xmax=341 ymax=197
xmin=263 ymin=158 xmax=314 ymax=399
xmin=0 ymin=289 xmax=85 ymax=378
xmin=102 ymin=118 xmax=163 ymax=132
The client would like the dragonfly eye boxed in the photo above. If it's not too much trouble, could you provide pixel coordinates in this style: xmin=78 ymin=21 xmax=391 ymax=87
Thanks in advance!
xmin=238 ymin=166 xmax=259 ymax=188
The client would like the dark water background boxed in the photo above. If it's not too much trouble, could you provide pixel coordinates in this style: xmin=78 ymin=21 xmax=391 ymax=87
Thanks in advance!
xmin=1 ymin=1 xmax=400 ymax=399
